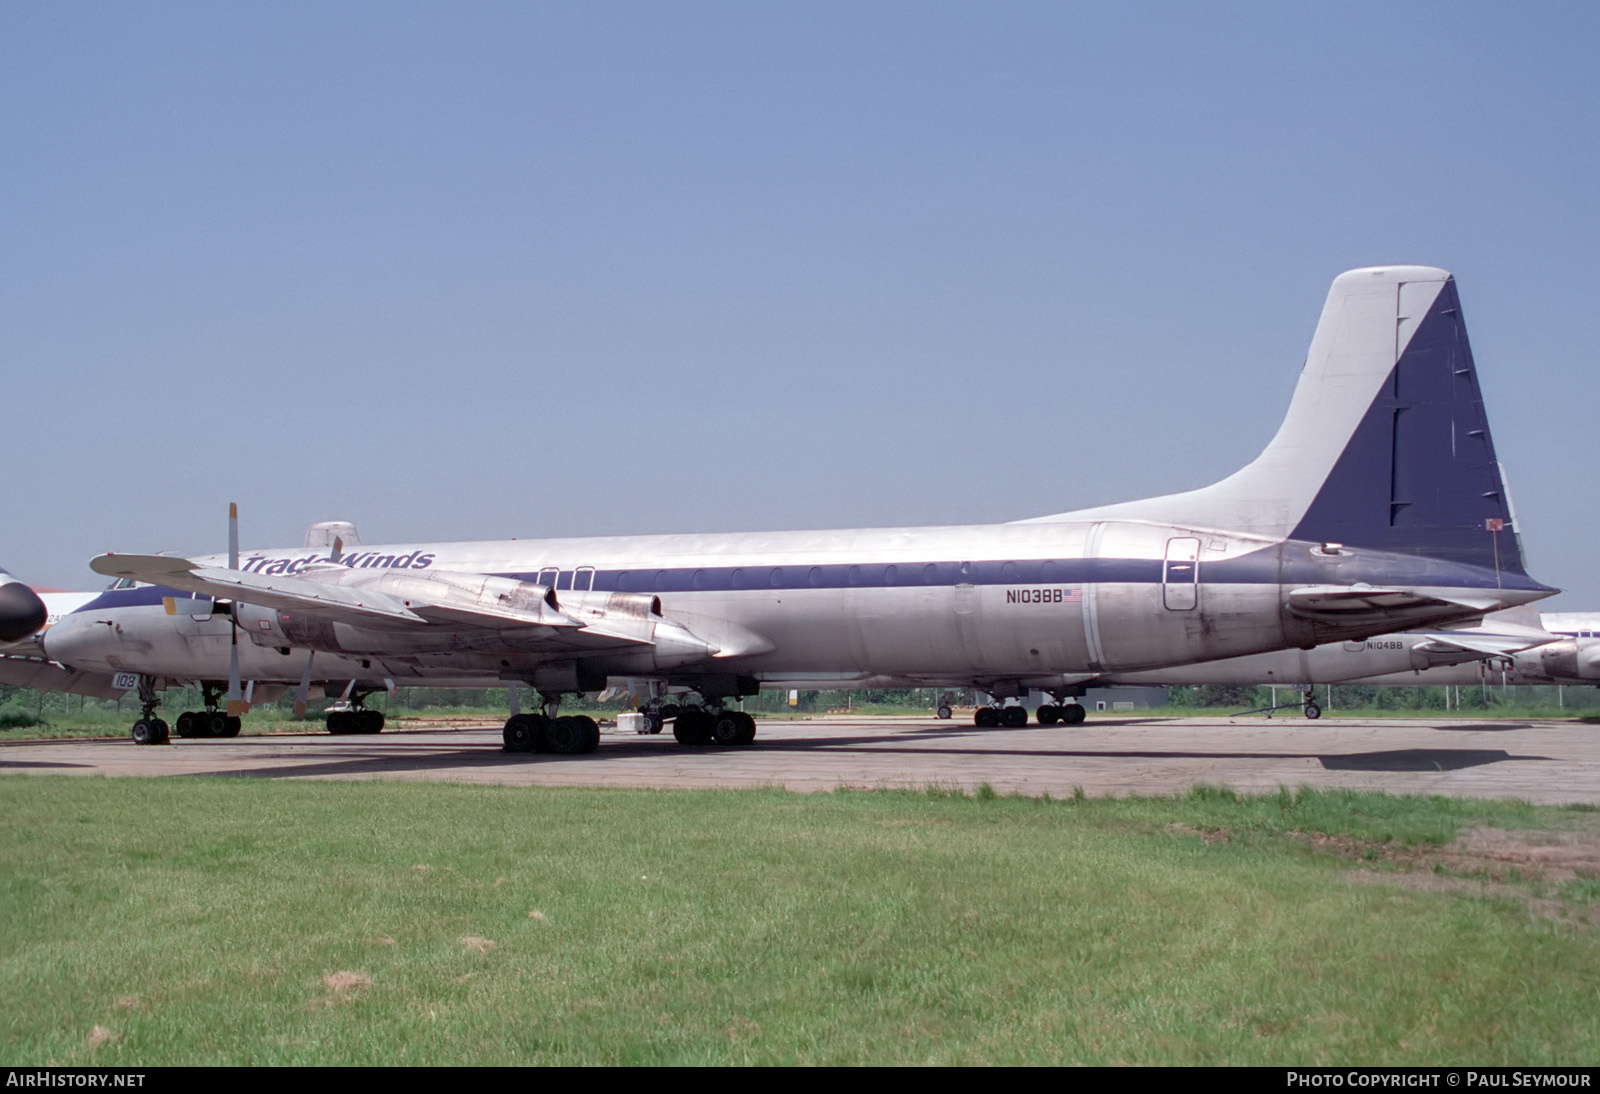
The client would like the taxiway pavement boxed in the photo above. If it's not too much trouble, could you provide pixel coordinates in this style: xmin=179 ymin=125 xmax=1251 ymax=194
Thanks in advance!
xmin=3 ymin=714 xmax=1596 ymax=804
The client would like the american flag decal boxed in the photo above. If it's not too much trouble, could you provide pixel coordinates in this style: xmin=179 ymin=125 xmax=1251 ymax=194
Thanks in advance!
xmin=1064 ymin=588 xmax=1083 ymax=603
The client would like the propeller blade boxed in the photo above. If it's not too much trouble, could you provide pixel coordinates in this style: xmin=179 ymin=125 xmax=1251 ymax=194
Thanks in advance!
xmin=292 ymin=650 xmax=315 ymax=718
xmin=225 ymin=502 xmax=248 ymax=714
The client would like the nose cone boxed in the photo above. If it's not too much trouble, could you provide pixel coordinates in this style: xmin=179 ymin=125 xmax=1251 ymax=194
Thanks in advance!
xmin=0 ymin=581 xmax=48 ymax=643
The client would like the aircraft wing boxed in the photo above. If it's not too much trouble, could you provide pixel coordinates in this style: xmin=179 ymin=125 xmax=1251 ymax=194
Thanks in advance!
xmin=88 ymin=554 xmax=722 ymax=663
xmin=92 ymin=554 xmax=430 ymax=624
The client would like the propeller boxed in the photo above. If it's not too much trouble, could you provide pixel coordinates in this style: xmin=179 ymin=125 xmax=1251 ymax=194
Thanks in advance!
xmin=292 ymin=650 xmax=316 ymax=719
xmin=225 ymin=502 xmax=250 ymax=717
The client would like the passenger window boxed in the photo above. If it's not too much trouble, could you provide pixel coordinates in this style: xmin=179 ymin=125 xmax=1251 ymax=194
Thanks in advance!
xmin=573 ymin=567 xmax=594 ymax=592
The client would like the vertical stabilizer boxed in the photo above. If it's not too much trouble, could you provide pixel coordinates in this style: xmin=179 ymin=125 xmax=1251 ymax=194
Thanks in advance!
xmin=1026 ymin=266 xmax=1530 ymax=576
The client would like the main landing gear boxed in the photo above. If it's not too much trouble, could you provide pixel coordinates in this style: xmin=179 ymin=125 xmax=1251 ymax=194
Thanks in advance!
xmin=326 ymin=688 xmax=386 ymax=735
xmin=972 ymin=698 xmax=1088 ymax=728
xmin=974 ymin=703 xmax=1030 ymax=728
xmin=174 ymin=683 xmax=242 ymax=739
xmin=670 ymin=704 xmax=756 ymax=747
xmin=502 ymin=693 xmax=600 ymax=755
xmin=129 ymin=677 xmax=168 ymax=745
xmin=1035 ymin=703 xmax=1087 ymax=726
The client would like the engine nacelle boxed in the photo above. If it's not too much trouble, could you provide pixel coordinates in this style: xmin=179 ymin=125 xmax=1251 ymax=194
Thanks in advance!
xmin=1537 ymin=638 xmax=1600 ymax=682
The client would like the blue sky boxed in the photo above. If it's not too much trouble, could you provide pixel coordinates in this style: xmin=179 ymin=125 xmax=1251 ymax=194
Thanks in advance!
xmin=5 ymin=2 xmax=1598 ymax=606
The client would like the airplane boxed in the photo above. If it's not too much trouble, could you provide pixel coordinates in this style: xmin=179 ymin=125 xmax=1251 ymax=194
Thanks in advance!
xmin=0 ymin=569 xmax=48 ymax=646
xmin=44 ymin=265 xmax=1556 ymax=751
xmin=1093 ymin=606 xmax=1564 ymax=717
xmin=1315 ymin=610 xmax=1600 ymax=697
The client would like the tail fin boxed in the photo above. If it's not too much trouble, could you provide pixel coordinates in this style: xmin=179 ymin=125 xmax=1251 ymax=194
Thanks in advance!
xmin=1030 ymin=266 xmax=1536 ymax=580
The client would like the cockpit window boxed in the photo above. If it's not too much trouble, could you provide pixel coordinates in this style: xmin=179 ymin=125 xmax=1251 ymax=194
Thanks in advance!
xmin=111 ymin=578 xmax=139 ymax=590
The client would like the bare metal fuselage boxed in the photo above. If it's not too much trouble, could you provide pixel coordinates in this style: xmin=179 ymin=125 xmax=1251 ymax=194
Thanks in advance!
xmin=46 ymin=515 xmax=1532 ymax=696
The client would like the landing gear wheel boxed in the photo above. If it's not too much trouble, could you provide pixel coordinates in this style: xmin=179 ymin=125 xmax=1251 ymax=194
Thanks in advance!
xmin=1061 ymin=704 xmax=1087 ymax=725
xmin=638 ymin=710 xmax=663 ymax=735
xmin=357 ymin=709 xmax=384 ymax=734
xmin=713 ymin=711 xmax=757 ymax=746
xmin=974 ymin=707 xmax=1000 ymax=728
xmin=1303 ymin=702 xmax=1321 ymax=720
xmin=936 ymin=704 xmax=952 ymax=720
xmin=327 ymin=710 xmax=352 ymax=735
xmin=1037 ymin=704 xmax=1060 ymax=725
xmin=547 ymin=715 xmax=600 ymax=755
xmin=206 ymin=713 xmax=230 ymax=737
xmin=503 ymin=713 xmax=546 ymax=753
xmin=577 ymin=715 xmax=600 ymax=753
xmin=175 ymin=712 xmax=201 ymax=738
xmin=222 ymin=716 xmax=241 ymax=737
xmin=673 ymin=707 xmax=713 ymax=746
xmin=132 ymin=719 xmax=168 ymax=745
xmin=1001 ymin=705 xmax=1028 ymax=728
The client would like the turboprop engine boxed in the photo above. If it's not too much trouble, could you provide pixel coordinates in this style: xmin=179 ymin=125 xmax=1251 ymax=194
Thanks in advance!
xmin=1532 ymin=639 xmax=1600 ymax=682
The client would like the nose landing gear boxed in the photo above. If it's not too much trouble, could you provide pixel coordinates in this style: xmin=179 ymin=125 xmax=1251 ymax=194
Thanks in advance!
xmin=129 ymin=677 xmax=168 ymax=745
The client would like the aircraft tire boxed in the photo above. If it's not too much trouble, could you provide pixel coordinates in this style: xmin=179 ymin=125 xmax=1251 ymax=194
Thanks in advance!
xmin=1036 ymin=705 xmax=1059 ymax=725
xmin=1303 ymin=702 xmax=1321 ymax=720
xmin=357 ymin=710 xmax=384 ymax=734
xmin=131 ymin=720 xmax=153 ymax=745
xmin=974 ymin=707 xmax=1000 ymax=728
xmin=673 ymin=708 xmax=712 ymax=746
xmin=936 ymin=704 xmax=952 ymax=720
xmin=207 ymin=713 xmax=229 ymax=737
xmin=1001 ymin=705 xmax=1029 ymax=728
xmin=546 ymin=715 xmax=584 ymax=754
xmin=545 ymin=715 xmax=599 ymax=754
xmin=639 ymin=710 xmax=663 ymax=734
xmin=222 ymin=716 xmax=241 ymax=737
xmin=503 ymin=713 xmax=543 ymax=753
xmin=1061 ymin=704 xmax=1087 ymax=726
xmin=711 ymin=712 xmax=744 ymax=746
xmin=175 ymin=712 xmax=200 ymax=738
xmin=733 ymin=711 xmax=756 ymax=745
xmin=576 ymin=715 xmax=600 ymax=753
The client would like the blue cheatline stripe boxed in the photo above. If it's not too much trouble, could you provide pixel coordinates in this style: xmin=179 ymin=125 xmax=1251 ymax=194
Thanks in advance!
xmin=502 ymin=545 xmax=1542 ymax=597
xmin=69 ymin=541 xmax=1546 ymax=618
xmin=73 ymin=587 xmax=211 ymax=613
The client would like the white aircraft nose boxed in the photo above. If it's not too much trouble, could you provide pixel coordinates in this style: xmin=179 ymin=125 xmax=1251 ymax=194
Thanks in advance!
xmin=0 ymin=581 xmax=47 ymax=643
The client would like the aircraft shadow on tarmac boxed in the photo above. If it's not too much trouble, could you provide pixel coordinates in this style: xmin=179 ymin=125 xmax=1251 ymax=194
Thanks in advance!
xmin=1316 ymin=748 xmax=1542 ymax=772
xmin=1429 ymin=723 xmax=1531 ymax=733
xmin=169 ymin=729 xmax=1551 ymax=782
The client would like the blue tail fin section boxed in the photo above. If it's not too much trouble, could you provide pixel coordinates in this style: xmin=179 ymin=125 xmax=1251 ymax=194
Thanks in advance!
xmin=1289 ymin=275 xmax=1526 ymax=576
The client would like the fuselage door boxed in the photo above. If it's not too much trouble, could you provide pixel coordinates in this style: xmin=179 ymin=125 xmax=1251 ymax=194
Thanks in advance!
xmin=1162 ymin=537 xmax=1201 ymax=611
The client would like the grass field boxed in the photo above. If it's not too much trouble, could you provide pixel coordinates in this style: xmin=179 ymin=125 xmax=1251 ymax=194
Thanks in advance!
xmin=2 ymin=777 xmax=1597 ymax=1065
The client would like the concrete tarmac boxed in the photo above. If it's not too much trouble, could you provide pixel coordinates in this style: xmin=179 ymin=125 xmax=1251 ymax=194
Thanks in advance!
xmin=3 ymin=713 xmax=1597 ymax=804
